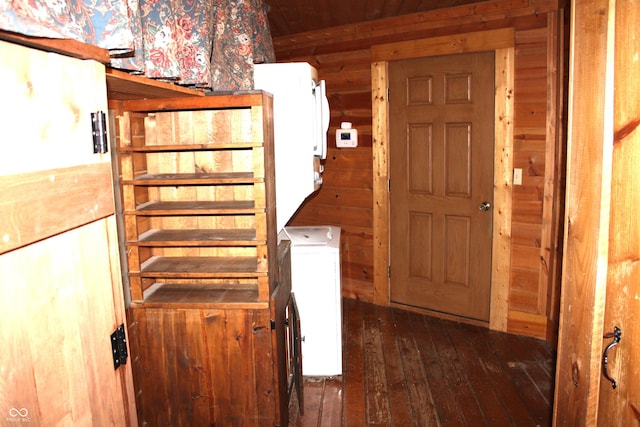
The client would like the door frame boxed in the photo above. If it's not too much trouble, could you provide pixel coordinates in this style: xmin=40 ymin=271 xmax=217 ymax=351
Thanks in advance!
xmin=371 ymin=28 xmax=515 ymax=331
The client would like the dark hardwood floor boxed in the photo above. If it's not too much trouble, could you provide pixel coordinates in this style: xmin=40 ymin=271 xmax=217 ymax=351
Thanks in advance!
xmin=289 ymin=298 xmax=555 ymax=426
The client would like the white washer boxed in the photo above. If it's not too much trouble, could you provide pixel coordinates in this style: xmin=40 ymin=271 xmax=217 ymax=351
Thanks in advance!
xmin=283 ymin=225 xmax=342 ymax=376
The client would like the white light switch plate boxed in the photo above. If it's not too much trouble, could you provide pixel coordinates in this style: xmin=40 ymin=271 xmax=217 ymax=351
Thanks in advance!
xmin=513 ymin=168 xmax=523 ymax=185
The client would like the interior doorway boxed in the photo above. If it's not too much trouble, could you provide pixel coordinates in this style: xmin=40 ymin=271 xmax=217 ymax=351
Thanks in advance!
xmin=371 ymin=28 xmax=516 ymax=330
xmin=388 ymin=52 xmax=495 ymax=322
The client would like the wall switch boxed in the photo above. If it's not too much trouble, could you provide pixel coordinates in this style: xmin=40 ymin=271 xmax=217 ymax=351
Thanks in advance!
xmin=513 ymin=168 xmax=523 ymax=185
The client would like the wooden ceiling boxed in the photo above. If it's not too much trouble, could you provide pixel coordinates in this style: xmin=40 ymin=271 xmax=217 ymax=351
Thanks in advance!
xmin=264 ymin=0 xmax=489 ymax=38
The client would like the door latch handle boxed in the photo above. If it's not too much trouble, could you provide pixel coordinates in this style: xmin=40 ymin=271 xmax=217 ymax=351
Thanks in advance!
xmin=602 ymin=326 xmax=622 ymax=389
xmin=479 ymin=201 xmax=491 ymax=211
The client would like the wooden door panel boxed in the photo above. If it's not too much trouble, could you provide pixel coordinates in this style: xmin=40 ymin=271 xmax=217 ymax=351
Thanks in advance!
xmin=445 ymin=123 xmax=472 ymax=197
xmin=554 ymin=0 xmax=640 ymax=424
xmin=131 ymin=306 xmax=278 ymax=426
xmin=598 ymin=0 xmax=640 ymax=423
xmin=131 ymin=308 xmax=210 ymax=426
xmin=444 ymin=215 xmax=471 ymax=286
xmin=0 ymin=40 xmax=135 ymax=426
xmin=0 ymin=40 xmax=109 ymax=175
xmin=389 ymin=52 xmax=494 ymax=322
xmin=408 ymin=212 xmax=433 ymax=278
xmin=407 ymin=124 xmax=433 ymax=193
xmin=0 ymin=219 xmax=128 ymax=425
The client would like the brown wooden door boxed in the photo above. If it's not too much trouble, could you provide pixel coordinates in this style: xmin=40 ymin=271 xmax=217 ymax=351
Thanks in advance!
xmin=389 ymin=52 xmax=495 ymax=322
xmin=598 ymin=1 xmax=640 ymax=421
xmin=0 ymin=41 xmax=136 ymax=425
xmin=553 ymin=0 xmax=640 ymax=424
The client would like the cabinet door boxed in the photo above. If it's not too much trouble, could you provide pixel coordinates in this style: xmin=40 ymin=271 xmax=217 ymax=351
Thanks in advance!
xmin=0 ymin=41 xmax=136 ymax=425
xmin=131 ymin=307 xmax=277 ymax=426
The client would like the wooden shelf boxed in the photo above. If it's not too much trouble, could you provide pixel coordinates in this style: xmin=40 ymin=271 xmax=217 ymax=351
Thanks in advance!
xmin=126 ymin=172 xmax=261 ymax=185
xmin=106 ymin=68 xmax=204 ymax=101
xmin=118 ymin=142 xmax=262 ymax=152
xmin=135 ymin=229 xmax=260 ymax=246
xmin=0 ymin=31 xmax=110 ymax=63
xmin=130 ymin=200 xmax=258 ymax=215
xmin=138 ymin=256 xmax=266 ymax=277
xmin=140 ymin=283 xmax=267 ymax=309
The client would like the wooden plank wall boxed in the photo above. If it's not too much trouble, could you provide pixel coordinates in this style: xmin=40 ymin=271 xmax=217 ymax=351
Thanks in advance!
xmin=275 ymin=0 xmax=566 ymax=341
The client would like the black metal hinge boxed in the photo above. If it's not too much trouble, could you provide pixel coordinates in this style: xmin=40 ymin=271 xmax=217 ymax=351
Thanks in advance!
xmin=111 ymin=323 xmax=128 ymax=370
xmin=270 ymin=319 xmax=276 ymax=330
xmin=91 ymin=111 xmax=108 ymax=154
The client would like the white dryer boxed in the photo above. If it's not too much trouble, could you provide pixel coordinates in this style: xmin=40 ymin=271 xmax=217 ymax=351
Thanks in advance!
xmin=282 ymin=226 xmax=342 ymax=376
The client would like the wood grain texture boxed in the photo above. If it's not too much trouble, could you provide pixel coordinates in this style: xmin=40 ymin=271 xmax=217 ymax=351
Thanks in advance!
xmin=113 ymin=93 xmax=277 ymax=305
xmin=553 ymin=0 xmax=611 ymax=423
xmin=555 ymin=0 xmax=640 ymax=424
xmin=598 ymin=0 xmax=640 ymax=423
xmin=0 ymin=221 xmax=133 ymax=426
xmin=283 ymin=2 xmax=566 ymax=341
xmin=0 ymin=163 xmax=114 ymax=254
xmin=267 ymin=0 xmax=495 ymax=37
xmin=0 ymin=31 xmax=110 ymax=63
xmin=491 ymin=45 xmax=515 ymax=332
xmin=371 ymin=28 xmax=514 ymax=61
xmin=112 ymin=90 xmax=288 ymax=424
xmin=289 ymin=299 xmax=554 ymax=425
xmin=272 ymin=0 xmax=556 ymax=53
xmin=373 ymin=31 xmax=514 ymax=330
xmin=106 ymin=68 xmax=204 ymax=102
xmin=130 ymin=306 xmax=280 ymax=426
xmin=0 ymin=40 xmax=110 ymax=176
xmin=0 ymin=40 xmax=136 ymax=426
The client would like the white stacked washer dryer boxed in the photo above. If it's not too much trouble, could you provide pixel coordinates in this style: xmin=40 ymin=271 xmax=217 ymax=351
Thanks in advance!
xmin=253 ymin=62 xmax=330 ymax=233
xmin=281 ymin=226 xmax=342 ymax=377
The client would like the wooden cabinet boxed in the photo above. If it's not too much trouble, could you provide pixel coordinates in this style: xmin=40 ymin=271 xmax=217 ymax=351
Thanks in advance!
xmin=111 ymin=92 xmax=296 ymax=425
xmin=0 ymin=41 xmax=136 ymax=425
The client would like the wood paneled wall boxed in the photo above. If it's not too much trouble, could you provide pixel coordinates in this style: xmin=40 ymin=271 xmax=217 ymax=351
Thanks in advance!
xmin=275 ymin=0 xmax=567 ymax=341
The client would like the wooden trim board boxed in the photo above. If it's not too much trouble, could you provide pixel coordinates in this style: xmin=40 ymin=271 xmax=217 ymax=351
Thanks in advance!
xmin=0 ymin=30 xmax=110 ymax=63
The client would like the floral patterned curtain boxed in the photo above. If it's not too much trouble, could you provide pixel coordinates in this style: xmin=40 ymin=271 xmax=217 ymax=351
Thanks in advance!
xmin=0 ymin=0 xmax=275 ymax=90
xmin=209 ymin=0 xmax=275 ymax=90
xmin=0 ymin=0 xmax=135 ymax=52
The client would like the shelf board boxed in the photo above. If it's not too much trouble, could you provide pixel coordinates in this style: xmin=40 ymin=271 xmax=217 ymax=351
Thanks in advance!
xmin=0 ymin=31 xmax=110 ymax=63
xmin=106 ymin=68 xmax=204 ymax=101
xmin=130 ymin=200 xmax=259 ymax=215
xmin=118 ymin=143 xmax=262 ymax=152
xmin=125 ymin=172 xmax=262 ymax=186
xmin=119 ymin=91 xmax=270 ymax=112
xmin=137 ymin=256 xmax=267 ymax=278
xmin=134 ymin=229 xmax=261 ymax=246
xmin=139 ymin=283 xmax=268 ymax=309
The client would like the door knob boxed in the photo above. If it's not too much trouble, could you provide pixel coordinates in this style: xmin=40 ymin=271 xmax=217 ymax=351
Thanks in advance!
xmin=479 ymin=201 xmax=491 ymax=211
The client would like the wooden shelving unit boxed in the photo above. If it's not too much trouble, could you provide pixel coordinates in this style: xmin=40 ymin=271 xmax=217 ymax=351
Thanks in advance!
xmin=110 ymin=87 xmax=296 ymax=426
xmin=115 ymin=92 xmax=277 ymax=309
